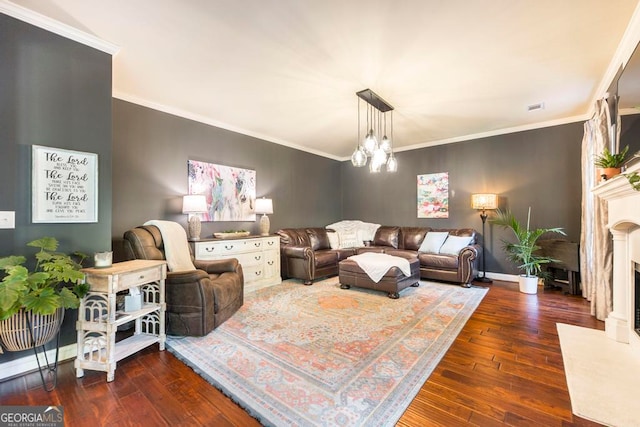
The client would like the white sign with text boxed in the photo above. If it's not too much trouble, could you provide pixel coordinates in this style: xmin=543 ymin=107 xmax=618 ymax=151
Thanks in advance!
xmin=32 ymin=145 xmax=98 ymax=223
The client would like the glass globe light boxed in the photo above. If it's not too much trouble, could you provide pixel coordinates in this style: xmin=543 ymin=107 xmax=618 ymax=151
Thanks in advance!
xmin=380 ymin=136 xmax=392 ymax=153
xmin=372 ymin=146 xmax=388 ymax=166
xmin=351 ymin=146 xmax=367 ymax=167
xmin=386 ymin=154 xmax=398 ymax=173
xmin=363 ymin=130 xmax=378 ymax=155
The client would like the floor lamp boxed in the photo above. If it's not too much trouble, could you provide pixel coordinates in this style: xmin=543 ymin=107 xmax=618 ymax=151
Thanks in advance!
xmin=471 ymin=193 xmax=498 ymax=283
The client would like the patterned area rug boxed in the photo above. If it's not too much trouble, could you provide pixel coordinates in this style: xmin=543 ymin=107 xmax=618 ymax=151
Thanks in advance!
xmin=167 ymin=277 xmax=487 ymax=426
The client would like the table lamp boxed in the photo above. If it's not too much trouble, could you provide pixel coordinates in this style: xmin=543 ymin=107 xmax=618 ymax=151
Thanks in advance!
xmin=255 ymin=197 xmax=273 ymax=236
xmin=182 ymin=194 xmax=207 ymax=240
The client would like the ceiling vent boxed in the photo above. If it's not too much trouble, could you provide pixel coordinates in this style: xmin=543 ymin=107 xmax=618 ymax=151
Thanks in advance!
xmin=527 ymin=102 xmax=545 ymax=112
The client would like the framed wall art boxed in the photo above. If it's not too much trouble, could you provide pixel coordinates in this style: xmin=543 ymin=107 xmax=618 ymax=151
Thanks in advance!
xmin=32 ymin=145 xmax=98 ymax=223
xmin=417 ymin=172 xmax=449 ymax=218
xmin=187 ymin=160 xmax=256 ymax=221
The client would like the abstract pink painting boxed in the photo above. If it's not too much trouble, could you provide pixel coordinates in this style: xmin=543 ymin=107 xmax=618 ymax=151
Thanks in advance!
xmin=417 ymin=172 xmax=449 ymax=218
xmin=188 ymin=160 xmax=256 ymax=221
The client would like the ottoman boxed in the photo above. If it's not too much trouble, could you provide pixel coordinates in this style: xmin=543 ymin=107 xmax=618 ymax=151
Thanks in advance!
xmin=338 ymin=253 xmax=420 ymax=299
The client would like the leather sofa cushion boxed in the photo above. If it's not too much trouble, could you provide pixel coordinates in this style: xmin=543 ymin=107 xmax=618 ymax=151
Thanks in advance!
xmin=419 ymin=253 xmax=459 ymax=269
xmin=277 ymin=228 xmax=311 ymax=246
xmin=336 ymin=248 xmax=357 ymax=261
xmin=385 ymin=249 xmax=420 ymax=259
xmin=306 ymin=227 xmax=331 ymax=251
xmin=400 ymin=227 xmax=430 ymax=251
xmin=373 ymin=226 xmax=400 ymax=249
xmin=314 ymin=250 xmax=339 ymax=267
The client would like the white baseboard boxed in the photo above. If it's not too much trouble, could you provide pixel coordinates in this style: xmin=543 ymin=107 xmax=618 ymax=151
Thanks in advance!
xmin=483 ymin=272 xmax=518 ymax=283
xmin=0 ymin=343 xmax=77 ymax=382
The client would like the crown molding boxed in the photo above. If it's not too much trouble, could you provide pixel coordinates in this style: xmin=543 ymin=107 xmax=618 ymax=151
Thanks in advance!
xmin=390 ymin=114 xmax=589 ymax=157
xmin=113 ymin=91 xmax=343 ymax=161
xmin=0 ymin=0 xmax=119 ymax=55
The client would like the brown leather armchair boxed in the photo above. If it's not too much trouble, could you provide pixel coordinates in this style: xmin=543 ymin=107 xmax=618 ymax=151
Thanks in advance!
xmin=122 ymin=225 xmax=244 ymax=336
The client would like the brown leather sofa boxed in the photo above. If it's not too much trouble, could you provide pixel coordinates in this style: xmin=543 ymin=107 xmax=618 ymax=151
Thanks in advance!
xmin=123 ymin=225 xmax=244 ymax=336
xmin=277 ymin=226 xmax=480 ymax=287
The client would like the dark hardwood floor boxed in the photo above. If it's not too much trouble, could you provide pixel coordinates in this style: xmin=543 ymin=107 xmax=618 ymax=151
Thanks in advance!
xmin=0 ymin=280 xmax=605 ymax=426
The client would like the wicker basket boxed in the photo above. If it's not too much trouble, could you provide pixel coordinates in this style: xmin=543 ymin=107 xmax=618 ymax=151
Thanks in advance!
xmin=0 ymin=308 xmax=64 ymax=354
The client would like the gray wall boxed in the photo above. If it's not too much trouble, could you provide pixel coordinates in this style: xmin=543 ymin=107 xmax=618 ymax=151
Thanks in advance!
xmin=112 ymin=96 xmax=583 ymax=277
xmin=0 ymin=15 xmax=112 ymax=361
xmin=112 ymin=100 xmax=342 ymax=260
xmin=341 ymin=123 xmax=584 ymax=275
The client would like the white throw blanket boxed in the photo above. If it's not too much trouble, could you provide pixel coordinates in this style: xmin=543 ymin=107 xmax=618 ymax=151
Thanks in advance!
xmin=144 ymin=220 xmax=196 ymax=272
xmin=325 ymin=220 xmax=381 ymax=249
xmin=349 ymin=252 xmax=411 ymax=283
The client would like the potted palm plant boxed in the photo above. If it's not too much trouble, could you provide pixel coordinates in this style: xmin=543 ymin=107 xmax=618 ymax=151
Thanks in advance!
xmin=490 ymin=208 xmax=565 ymax=294
xmin=594 ymin=145 xmax=629 ymax=180
xmin=0 ymin=237 xmax=89 ymax=353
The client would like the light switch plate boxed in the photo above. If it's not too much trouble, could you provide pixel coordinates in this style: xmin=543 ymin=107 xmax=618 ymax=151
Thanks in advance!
xmin=0 ymin=211 xmax=15 ymax=229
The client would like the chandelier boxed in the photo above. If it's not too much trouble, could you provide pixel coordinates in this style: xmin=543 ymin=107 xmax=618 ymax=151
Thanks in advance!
xmin=351 ymin=88 xmax=398 ymax=173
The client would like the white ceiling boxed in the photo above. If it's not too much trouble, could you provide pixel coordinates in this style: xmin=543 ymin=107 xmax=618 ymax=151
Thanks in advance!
xmin=5 ymin=0 xmax=640 ymax=160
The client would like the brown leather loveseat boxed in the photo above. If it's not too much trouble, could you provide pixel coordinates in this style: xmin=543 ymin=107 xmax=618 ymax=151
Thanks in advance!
xmin=277 ymin=225 xmax=480 ymax=287
xmin=123 ymin=225 xmax=244 ymax=336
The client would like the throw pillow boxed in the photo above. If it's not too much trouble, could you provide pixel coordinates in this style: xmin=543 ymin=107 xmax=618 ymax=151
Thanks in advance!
xmin=338 ymin=230 xmax=359 ymax=248
xmin=439 ymin=235 xmax=473 ymax=255
xmin=418 ymin=231 xmax=449 ymax=253
xmin=327 ymin=231 xmax=340 ymax=249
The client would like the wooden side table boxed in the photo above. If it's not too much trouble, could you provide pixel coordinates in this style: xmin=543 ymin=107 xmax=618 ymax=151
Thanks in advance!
xmin=74 ymin=259 xmax=167 ymax=382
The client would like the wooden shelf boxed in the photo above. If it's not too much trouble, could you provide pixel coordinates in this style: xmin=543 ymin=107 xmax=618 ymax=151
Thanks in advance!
xmin=114 ymin=334 xmax=160 ymax=362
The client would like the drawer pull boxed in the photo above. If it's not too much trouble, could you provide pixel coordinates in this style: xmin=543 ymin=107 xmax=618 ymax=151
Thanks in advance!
xmin=268 ymin=261 xmax=274 ymax=265
xmin=268 ymin=241 xmax=274 ymax=246
xmin=255 ymin=271 xmax=262 ymax=276
xmin=205 ymin=247 xmax=215 ymax=252
xmin=255 ymin=256 xmax=261 ymax=261
xmin=254 ymin=242 xmax=261 ymax=247
xmin=224 ymin=245 xmax=234 ymax=251
xmin=139 ymin=275 xmax=145 ymax=279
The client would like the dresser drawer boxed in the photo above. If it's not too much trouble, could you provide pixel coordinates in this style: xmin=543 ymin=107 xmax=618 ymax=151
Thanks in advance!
xmin=243 ymin=265 xmax=265 ymax=283
xmin=263 ymin=236 xmax=279 ymax=249
xmin=235 ymin=252 xmax=264 ymax=268
xmin=195 ymin=238 xmax=264 ymax=258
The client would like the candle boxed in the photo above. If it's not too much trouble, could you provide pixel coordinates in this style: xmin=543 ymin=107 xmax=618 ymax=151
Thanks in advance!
xmin=94 ymin=251 xmax=113 ymax=268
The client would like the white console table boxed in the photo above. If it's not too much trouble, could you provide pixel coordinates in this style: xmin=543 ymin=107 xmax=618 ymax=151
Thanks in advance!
xmin=75 ymin=260 xmax=167 ymax=382
xmin=192 ymin=235 xmax=281 ymax=293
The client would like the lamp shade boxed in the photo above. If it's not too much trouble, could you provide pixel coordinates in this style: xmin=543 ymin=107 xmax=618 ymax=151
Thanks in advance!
xmin=471 ymin=193 xmax=498 ymax=210
xmin=255 ymin=198 xmax=273 ymax=215
xmin=182 ymin=194 xmax=207 ymax=214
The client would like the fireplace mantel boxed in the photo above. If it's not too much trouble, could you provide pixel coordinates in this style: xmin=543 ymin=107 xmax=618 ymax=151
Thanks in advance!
xmin=592 ymin=160 xmax=640 ymax=202
xmin=593 ymin=160 xmax=640 ymax=357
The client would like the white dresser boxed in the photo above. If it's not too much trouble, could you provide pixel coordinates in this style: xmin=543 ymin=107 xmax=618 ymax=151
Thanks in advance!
xmin=192 ymin=235 xmax=281 ymax=293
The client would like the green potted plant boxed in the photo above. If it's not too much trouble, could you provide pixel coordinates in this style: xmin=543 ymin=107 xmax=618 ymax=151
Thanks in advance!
xmin=0 ymin=237 xmax=89 ymax=353
xmin=594 ymin=145 xmax=629 ymax=180
xmin=490 ymin=208 xmax=565 ymax=294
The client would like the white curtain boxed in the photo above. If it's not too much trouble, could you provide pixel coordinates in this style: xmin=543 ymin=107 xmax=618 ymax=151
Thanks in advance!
xmin=580 ymin=99 xmax=613 ymax=320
